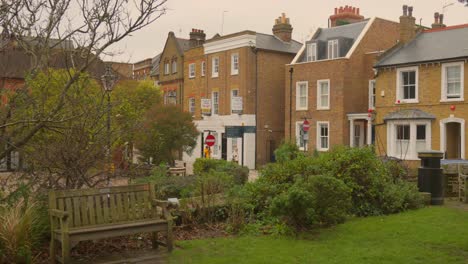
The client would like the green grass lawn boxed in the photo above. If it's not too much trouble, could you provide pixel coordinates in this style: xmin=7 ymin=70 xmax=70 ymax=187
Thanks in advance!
xmin=170 ymin=207 xmax=468 ymax=264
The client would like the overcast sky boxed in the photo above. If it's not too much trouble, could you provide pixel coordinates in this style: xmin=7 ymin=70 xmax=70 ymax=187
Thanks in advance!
xmin=108 ymin=0 xmax=468 ymax=63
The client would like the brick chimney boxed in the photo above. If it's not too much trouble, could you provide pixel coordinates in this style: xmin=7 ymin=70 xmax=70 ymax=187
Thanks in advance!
xmin=189 ymin=29 xmax=206 ymax=48
xmin=431 ymin=12 xmax=447 ymax=29
xmin=399 ymin=5 xmax=416 ymax=44
xmin=272 ymin=13 xmax=293 ymax=42
xmin=329 ymin=6 xmax=365 ymax=27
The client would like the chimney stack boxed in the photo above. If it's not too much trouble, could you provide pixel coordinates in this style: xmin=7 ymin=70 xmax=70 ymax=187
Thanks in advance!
xmin=189 ymin=28 xmax=206 ymax=48
xmin=399 ymin=5 xmax=416 ymax=44
xmin=272 ymin=13 xmax=293 ymax=42
xmin=329 ymin=6 xmax=365 ymax=27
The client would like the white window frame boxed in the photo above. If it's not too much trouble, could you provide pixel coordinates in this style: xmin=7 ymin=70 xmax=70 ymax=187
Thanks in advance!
xmin=306 ymin=43 xmax=317 ymax=62
xmin=369 ymin=80 xmax=376 ymax=110
xmin=441 ymin=62 xmax=464 ymax=102
xmin=396 ymin=66 xmax=419 ymax=104
xmin=317 ymin=79 xmax=330 ymax=110
xmin=164 ymin=62 xmax=170 ymax=75
xmin=188 ymin=97 xmax=195 ymax=115
xmin=295 ymin=121 xmax=307 ymax=151
xmin=296 ymin=81 xmax=308 ymax=111
xmin=212 ymin=91 xmax=219 ymax=115
xmin=317 ymin=121 xmax=329 ymax=151
xmin=327 ymin=39 xmax=339 ymax=59
xmin=212 ymin=57 xmax=219 ymax=78
xmin=201 ymin=61 xmax=206 ymax=76
xmin=171 ymin=60 xmax=177 ymax=73
xmin=231 ymin=53 xmax=239 ymax=75
xmin=231 ymin=89 xmax=239 ymax=113
xmin=387 ymin=120 xmax=431 ymax=160
xmin=189 ymin=63 xmax=196 ymax=78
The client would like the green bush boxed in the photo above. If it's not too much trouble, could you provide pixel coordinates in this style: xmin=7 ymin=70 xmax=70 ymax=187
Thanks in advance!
xmin=194 ymin=158 xmax=249 ymax=185
xmin=307 ymin=176 xmax=351 ymax=225
xmin=133 ymin=164 xmax=196 ymax=199
xmin=269 ymin=176 xmax=351 ymax=230
xmin=273 ymin=142 xmax=302 ymax=163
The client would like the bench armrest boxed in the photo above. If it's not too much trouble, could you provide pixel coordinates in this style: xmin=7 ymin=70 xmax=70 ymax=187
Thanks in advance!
xmin=152 ymin=199 xmax=172 ymax=220
xmin=49 ymin=209 xmax=69 ymax=220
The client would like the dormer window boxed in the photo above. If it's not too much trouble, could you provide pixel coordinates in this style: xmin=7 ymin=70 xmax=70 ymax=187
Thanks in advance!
xmin=306 ymin=43 xmax=317 ymax=62
xmin=327 ymin=39 xmax=339 ymax=59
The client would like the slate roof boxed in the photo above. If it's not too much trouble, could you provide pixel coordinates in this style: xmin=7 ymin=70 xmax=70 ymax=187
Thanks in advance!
xmin=150 ymin=53 xmax=162 ymax=77
xmin=255 ymin=33 xmax=302 ymax=54
xmin=176 ymin=38 xmax=190 ymax=53
xmin=384 ymin=109 xmax=436 ymax=121
xmin=312 ymin=19 xmax=369 ymax=43
xmin=375 ymin=24 xmax=468 ymax=67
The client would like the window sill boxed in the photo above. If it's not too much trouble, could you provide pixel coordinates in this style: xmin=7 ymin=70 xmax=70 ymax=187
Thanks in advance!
xmin=440 ymin=98 xmax=464 ymax=103
xmin=317 ymin=148 xmax=329 ymax=152
xmin=295 ymin=108 xmax=308 ymax=111
xmin=231 ymin=72 xmax=239 ymax=76
xmin=317 ymin=107 xmax=330 ymax=111
xmin=212 ymin=75 xmax=219 ymax=79
xmin=395 ymin=100 xmax=419 ymax=104
xmin=189 ymin=76 xmax=195 ymax=79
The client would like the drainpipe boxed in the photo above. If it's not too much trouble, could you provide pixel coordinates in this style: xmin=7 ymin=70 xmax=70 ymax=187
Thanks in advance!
xmin=289 ymin=67 xmax=294 ymax=141
xmin=254 ymin=49 xmax=258 ymax=169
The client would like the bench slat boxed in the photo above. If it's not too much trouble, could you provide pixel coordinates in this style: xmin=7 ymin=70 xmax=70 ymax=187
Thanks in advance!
xmin=95 ymin=195 xmax=103 ymax=225
xmin=109 ymin=194 xmax=117 ymax=223
xmin=129 ymin=192 xmax=137 ymax=220
xmin=115 ymin=193 xmax=124 ymax=221
xmin=53 ymin=184 xmax=151 ymax=198
xmin=73 ymin=197 xmax=81 ymax=227
xmin=65 ymin=198 xmax=74 ymax=228
xmin=102 ymin=195 xmax=110 ymax=223
xmin=122 ymin=192 xmax=130 ymax=221
xmin=88 ymin=196 xmax=96 ymax=225
xmin=80 ymin=196 xmax=89 ymax=226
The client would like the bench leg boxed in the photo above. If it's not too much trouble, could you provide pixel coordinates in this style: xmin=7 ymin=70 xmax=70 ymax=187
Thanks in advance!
xmin=167 ymin=221 xmax=173 ymax=252
xmin=50 ymin=237 xmax=56 ymax=264
xmin=61 ymin=234 xmax=71 ymax=263
xmin=152 ymin=232 xmax=159 ymax=249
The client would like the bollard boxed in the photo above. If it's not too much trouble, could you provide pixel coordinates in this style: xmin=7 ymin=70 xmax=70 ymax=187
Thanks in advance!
xmin=418 ymin=151 xmax=444 ymax=205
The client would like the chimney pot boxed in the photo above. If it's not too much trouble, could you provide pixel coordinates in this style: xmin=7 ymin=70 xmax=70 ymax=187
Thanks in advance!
xmin=439 ymin=14 xmax=444 ymax=24
xmin=352 ymin=7 xmax=356 ymax=14
xmin=357 ymin=8 xmax=360 ymax=15
xmin=335 ymin=7 xmax=338 ymax=15
xmin=403 ymin=5 xmax=408 ymax=16
xmin=339 ymin=7 xmax=343 ymax=13
xmin=408 ymin=6 xmax=413 ymax=17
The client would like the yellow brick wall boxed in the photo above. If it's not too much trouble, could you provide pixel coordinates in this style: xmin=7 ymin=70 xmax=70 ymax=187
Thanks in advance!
xmin=375 ymin=61 xmax=468 ymax=161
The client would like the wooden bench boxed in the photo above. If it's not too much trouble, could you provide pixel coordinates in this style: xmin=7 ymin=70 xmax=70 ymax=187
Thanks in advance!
xmin=48 ymin=183 xmax=173 ymax=264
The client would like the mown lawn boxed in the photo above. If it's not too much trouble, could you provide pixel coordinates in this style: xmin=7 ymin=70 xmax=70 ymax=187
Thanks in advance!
xmin=170 ymin=207 xmax=468 ymax=264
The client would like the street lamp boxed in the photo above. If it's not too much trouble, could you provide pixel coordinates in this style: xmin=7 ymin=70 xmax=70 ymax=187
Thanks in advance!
xmin=101 ymin=64 xmax=116 ymax=186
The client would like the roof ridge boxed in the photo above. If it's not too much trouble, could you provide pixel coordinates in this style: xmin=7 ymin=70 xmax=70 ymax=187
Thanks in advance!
xmin=423 ymin=23 xmax=468 ymax=33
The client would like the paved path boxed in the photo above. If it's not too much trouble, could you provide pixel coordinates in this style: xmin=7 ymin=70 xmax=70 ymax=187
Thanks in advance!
xmin=444 ymin=198 xmax=468 ymax=212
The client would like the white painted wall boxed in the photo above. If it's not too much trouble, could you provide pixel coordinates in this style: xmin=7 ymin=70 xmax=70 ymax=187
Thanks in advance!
xmin=182 ymin=114 xmax=256 ymax=171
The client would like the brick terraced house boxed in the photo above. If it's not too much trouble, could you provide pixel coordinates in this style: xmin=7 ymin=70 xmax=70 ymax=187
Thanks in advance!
xmin=182 ymin=14 xmax=301 ymax=169
xmin=374 ymin=6 xmax=468 ymax=165
xmin=285 ymin=6 xmax=400 ymax=152
xmin=159 ymin=31 xmax=192 ymax=106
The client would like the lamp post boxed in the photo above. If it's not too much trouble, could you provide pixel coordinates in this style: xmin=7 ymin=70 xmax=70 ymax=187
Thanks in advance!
xmin=101 ymin=65 xmax=116 ymax=186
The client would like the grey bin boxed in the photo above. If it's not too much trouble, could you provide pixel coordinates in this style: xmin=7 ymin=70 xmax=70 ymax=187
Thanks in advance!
xmin=418 ymin=151 xmax=444 ymax=205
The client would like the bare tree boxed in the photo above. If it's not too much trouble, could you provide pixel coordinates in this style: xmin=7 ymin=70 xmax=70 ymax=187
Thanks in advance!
xmin=0 ymin=0 xmax=167 ymax=162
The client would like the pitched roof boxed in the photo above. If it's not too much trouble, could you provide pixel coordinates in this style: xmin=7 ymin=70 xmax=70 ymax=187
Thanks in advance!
xmin=384 ymin=109 xmax=436 ymax=121
xmin=375 ymin=24 xmax=468 ymax=67
xmin=312 ymin=19 xmax=369 ymax=43
xmin=255 ymin=33 xmax=302 ymax=54
xmin=150 ymin=53 xmax=162 ymax=77
xmin=176 ymin=38 xmax=190 ymax=53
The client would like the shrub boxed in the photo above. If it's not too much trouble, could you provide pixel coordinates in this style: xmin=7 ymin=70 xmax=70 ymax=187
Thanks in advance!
xmin=269 ymin=176 xmax=351 ymax=230
xmin=194 ymin=158 xmax=249 ymax=185
xmin=273 ymin=142 xmax=302 ymax=163
xmin=133 ymin=164 xmax=196 ymax=199
xmin=307 ymin=176 xmax=351 ymax=226
xmin=270 ymin=182 xmax=315 ymax=231
xmin=0 ymin=200 xmax=46 ymax=264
